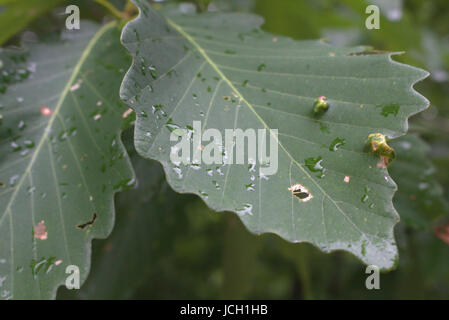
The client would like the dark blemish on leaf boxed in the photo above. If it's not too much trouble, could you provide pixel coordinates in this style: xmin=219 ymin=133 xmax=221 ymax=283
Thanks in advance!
xmin=224 ymin=49 xmax=236 ymax=54
xmin=257 ymin=64 xmax=266 ymax=72
xmin=77 ymin=212 xmax=97 ymax=230
xmin=361 ymin=239 xmax=367 ymax=256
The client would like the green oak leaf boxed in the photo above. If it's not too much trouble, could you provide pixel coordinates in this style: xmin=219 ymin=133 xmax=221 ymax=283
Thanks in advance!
xmin=0 ymin=21 xmax=134 ymax=299
xmin=120 ymin=1 xmax=429 ymax=269
xmin=389 ymin=134 xmax=448 ymax=228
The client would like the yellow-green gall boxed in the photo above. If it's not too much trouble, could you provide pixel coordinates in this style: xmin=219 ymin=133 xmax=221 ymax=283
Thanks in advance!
xmin=313 ymin=96 xmax=329 ymax=114
xmin=366 ymin=133 xmax=395 ymax=167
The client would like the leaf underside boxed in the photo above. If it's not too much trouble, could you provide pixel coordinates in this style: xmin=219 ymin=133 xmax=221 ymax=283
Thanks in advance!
xmin=0 ymin=22 xmax=134 ymax=299
xmin=120 ymin=1 xmax=429 ymax=269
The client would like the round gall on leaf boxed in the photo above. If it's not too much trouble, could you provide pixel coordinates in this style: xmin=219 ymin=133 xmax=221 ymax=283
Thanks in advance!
xmin=366 ymin=133 xmax=396 ymax=166
xmin=313 ymin=96 xmax=329 ymax=114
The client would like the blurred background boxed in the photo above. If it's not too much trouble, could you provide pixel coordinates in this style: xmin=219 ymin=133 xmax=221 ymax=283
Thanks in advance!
xmin=3 ymin=0 xmax=447 ymax=299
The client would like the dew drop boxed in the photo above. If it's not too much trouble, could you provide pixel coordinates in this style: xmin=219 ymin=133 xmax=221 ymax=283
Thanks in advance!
xmin=329 ymin=137 xmax=345 ymax=151
xmin=305 ymin=156 xmax=326 ymax=178
xmin=245 ymin=183 xmax=256 ymax=191
xmin=212 ymin=180 xmax=220 ymax=189
xmin=236 ymin=204 xmax=253 ymax=216
xmin=199 ymin=190 xmax=208 ymax=199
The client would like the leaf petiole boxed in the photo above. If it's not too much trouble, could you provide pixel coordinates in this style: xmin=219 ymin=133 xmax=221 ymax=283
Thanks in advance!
xmin=94 ymin=0 xmax=124 ymax=20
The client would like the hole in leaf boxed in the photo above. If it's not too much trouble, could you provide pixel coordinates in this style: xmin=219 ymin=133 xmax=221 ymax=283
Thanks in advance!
xmin=288 ymin=184 xmax=313 ymax=202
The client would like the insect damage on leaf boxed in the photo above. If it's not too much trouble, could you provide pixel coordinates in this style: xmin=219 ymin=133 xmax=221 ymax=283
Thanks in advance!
xmin=288 ymin=184 xmax=313 ymax=202
xmin=120 ymin=0 xmax=432 ymax=270
xmin=313 ymin=96 xmax=329 ymax=115
xmin=366 ymin=133 xmax=396 ymax=167
xmin=77 ymin=212 xmax=98 ymax=230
